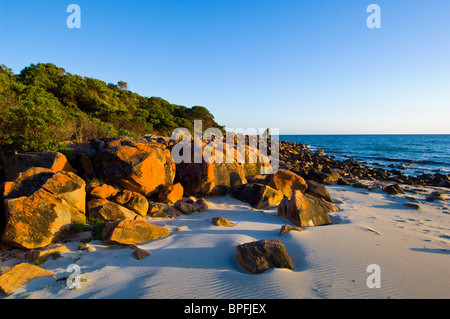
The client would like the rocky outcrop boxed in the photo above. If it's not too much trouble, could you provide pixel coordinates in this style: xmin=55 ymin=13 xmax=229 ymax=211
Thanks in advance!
xmin=231 ymin=183 xmax=283 ymax=209
xmin=236 ymin=240 xmax=294 ymax=274
xmin=277 ymin=190 xmax=338 ymax=227
xmin=94 ymin=138 xmax=175 ymax=197
xmin=175 ymin=162 xmax=247 ymax=196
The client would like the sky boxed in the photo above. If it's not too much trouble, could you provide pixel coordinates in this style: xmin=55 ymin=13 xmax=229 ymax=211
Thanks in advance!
xmin=0 ymin=0 xmax=449 ymax=134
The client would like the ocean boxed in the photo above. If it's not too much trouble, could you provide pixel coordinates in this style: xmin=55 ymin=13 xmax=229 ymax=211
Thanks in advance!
xmin=279 ymin=135 xmax=450 ymax=177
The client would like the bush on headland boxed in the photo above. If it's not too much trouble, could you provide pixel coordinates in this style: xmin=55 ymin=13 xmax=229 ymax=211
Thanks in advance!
xmin=0 ymin=63 xmax=224 ymax=156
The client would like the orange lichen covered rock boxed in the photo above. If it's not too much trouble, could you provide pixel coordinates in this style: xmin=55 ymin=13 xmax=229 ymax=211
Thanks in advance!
xmin=2 ymin=168 xmax=87 ymax=249
xmin=157 ymin=183 xmax=184 ymax=205
xmin=94 ymin=144 xmax=175 ymax=196
xmin=88 ymin=183 xmax=118 ymax=200
xmin=277 ymin=190 xmax=339 ymax=227
xmin=2 ymin=188 xmax=76 ymax=249
xmin=264 ymin=169 xmax=308 ymax=198
xmin=0 ymin=263 xmax=55 ymax=295
xmin=3 ymin=151 xmax=76 ymax=181
xmin=102 ymin=219 xmax=170 ymax=245
xmin=87 ymin=198 xmax=140 ymax=221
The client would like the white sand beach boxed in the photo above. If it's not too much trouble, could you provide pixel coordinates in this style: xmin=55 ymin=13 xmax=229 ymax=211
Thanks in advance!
xmin=1 ymin=183 xmax=449 ymax=299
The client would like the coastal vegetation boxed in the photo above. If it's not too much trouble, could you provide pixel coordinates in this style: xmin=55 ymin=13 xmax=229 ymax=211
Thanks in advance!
xmin=0 ymin=63 xmax=224 ymax=155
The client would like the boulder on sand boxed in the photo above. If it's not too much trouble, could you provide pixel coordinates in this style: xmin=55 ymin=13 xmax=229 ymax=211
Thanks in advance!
xmin=264 ymin=169 xmax=308 ymax=198
xmin=0 ymin=263 xmax=55 ymax=295
xmin=236 ymin=240 xmax=294 ymax=274
xmin=231 ymin=183 xmax=283 ymax=209
xmin=305 ymin=180 xmax=333 ymax=203
xmin=101 ymin=219 xmax=170 ymax=245
xmin=277 ymin=190 xmax=338 ymax=227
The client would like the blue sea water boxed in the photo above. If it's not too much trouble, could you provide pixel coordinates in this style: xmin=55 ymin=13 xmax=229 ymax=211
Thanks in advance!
xmin=279 ymin=135 xmax=450 ymax=176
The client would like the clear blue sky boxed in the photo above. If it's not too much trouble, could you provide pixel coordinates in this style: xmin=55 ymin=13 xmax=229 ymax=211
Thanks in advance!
xmin=1 ymin=0 xmax=449 ymax=134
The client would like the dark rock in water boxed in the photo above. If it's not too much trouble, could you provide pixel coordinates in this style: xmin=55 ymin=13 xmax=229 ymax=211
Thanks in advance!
xmin=236 ymin=240 xmax=294 ymax=274
xmin=384 ymin=184 xmax=406 ymax=195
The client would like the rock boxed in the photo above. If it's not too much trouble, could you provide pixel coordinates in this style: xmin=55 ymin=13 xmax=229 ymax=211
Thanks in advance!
xmin=157 ymin=183 xmax=184 ymax=205
xmin=102 ymin=219 xmax=170 ymax=245
xmin=2 ymin=187 xmax=81 ymax=249
xmin=195 ymin=198 xmax=209 ymax=212
xmin=27 ymin=243 xmax=70 ymax=261
xmin=277 ymin=190 xmax=338 ymax=227
xmin=231 ymin=183 xmax=284 ymax=209
xmin=173 ymin=140 xmax=248 ymax=196
xmin=337 ymin=178 xmax=350 ymax=186
xmin=352 ymin=182 xmax=371 ymax=190
xmin=40 ymin=171 xmax=87 ymax=215
xmin=3 ymin=168 xmax=87 ymax=221
xmin=278 ymin=224 xmax=303 ymax=236
xmin=125 ymin=193 xmax=149 ymax=217
xmin=305 ymin=180 xmax=333 ymax=203
xmin=212 ymin=217 xmax=236 ymax=227
xmin=148 ymin=202 xmax=182 ymax=218
xmin=3 ymin=168 xmax=86 ymax=216
xmin=3 ymin=151 xmax=76 ymax=181
xmin=0 ymin=263 xmax=55 ymax=295
xmin=236 ymin=240 xmax=294 ymax=274
xmin=174 ymin=200 xmax=200 ymax=215
xmin=87 ymin=198 xmax=140 ymax=221
xmin=112 ymin=190 xmax=134 ymax=205
xmin=403 ymin=203 xmax=422 ymax=210
xmin=87 ymin=183 xmax=118 ymax=199
xmin=384 ymin=184 xmax=406 ymax=195
xmin=264 ymin=169 xmax=307 ymax=198
xmin=94 ymin=141 xmax=175 ymax=197
xmin=69 ymin=231 xmax=93 ymax=242
xmin=133 ymin=247 xmax=151 ymax=260
xmin=65 ymin=148 xmax=97 ymax=181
